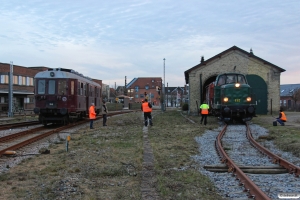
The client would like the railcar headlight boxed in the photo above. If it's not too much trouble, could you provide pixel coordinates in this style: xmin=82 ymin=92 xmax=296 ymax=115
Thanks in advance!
xmin=235 ymin=83 xmax=240 ymax=87
xmin=246 ymin=97 xmax=251 ymax=102
xmin=223 ymin=97 xmax=229 ymax=102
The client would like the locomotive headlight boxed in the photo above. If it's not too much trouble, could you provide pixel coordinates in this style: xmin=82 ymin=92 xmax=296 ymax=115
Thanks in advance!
xmin=246 ymin=97 xmax=251 ymax=102
xmin=235 ymin=83 xmax=240 ymax=87
xmin=223 ymin=97 xmax=229 ymax=102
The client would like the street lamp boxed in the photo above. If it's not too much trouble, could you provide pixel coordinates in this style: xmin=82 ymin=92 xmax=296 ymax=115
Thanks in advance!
xmin=162 ymin=58 xmax=166 ymax=111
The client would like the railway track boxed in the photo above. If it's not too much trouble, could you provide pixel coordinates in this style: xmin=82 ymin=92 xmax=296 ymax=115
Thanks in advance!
xmin=0 ymin=110 xmax=133 ymax=157
xmin=214 ymin=123 xmax=300 ymax=199
xmin=0 ymin=121 xmax=40 ymax=131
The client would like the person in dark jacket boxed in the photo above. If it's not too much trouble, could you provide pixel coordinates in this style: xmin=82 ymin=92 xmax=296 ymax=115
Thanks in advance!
xmin=141 ymin=99 xmax=153 ymax=127
xmin=102 ymin=100 xmax=108 ymax=126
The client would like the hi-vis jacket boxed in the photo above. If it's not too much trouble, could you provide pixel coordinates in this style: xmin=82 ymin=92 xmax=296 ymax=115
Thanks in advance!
xmin=280 ymin=112 xmax=287 ymax=122
xmin=142 ymin=102 xmax=152 ymax=113
xmin=200 ymin=103 xmax=209 ymax=114
xmin=89 ymin=105 xmax=96 ymax=119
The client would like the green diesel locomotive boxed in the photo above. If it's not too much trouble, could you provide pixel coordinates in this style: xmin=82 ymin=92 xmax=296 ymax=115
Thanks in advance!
xmin=206 ymin=73 xmax=256 ymax=122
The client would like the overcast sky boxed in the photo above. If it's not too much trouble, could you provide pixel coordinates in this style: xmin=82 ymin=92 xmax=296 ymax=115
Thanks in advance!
xmin=1 ymin=0 xmax=299 ymax=88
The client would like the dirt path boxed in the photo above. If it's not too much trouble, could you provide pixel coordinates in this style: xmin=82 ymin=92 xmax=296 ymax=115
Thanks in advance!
xmin=141 ymin=123 xmax=160 ymax=199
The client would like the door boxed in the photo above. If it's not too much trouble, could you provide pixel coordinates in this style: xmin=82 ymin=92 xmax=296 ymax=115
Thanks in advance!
xmin=246 ymin=75 xmax=268 ymax=114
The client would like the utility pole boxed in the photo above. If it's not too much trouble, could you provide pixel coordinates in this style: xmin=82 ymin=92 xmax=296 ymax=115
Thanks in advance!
xmin=8 ymin=61 xmax=13 ymax=117
xmin=162 ymin=58 xmax=166 ymax=111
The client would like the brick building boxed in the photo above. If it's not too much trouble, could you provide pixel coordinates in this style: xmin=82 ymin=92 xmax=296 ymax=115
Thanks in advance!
xmin=184 ymin=46 xmax=286 ymax=115
xmin=126 ymin=77 xmax=162 ymax=105
xmin=0 ymin=63 xmax=47 ymax=113
xmin=280 ymin=84 xmax=300 ymax=111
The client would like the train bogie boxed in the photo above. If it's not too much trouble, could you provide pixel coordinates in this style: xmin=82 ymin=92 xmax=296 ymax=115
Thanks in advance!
xmin=33 ymin=68 xmax=102 ymax=125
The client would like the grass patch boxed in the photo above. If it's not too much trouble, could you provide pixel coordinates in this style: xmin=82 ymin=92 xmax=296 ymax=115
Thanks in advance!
xmin=252 ymin=111 xmax=300 ymax=157
xmin=149 ymin=110 xmax=224 ymax=199
xmin=0 ymin=109 xmax=226 ymax=199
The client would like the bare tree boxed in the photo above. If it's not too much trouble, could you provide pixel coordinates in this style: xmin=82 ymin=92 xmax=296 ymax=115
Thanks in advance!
xmin=291 ymin=88 xmax=300 ymax=111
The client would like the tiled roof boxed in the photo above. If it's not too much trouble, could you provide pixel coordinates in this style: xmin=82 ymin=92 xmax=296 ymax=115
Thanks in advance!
xmin=280 ymin=84 xmax=300 ymax=96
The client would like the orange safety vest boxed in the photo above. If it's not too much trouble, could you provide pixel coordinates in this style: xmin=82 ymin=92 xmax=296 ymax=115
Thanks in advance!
xmin=142 ymin=102 xmax=152 ymax=112
xmin=280 ymin=112 xmax=287 ymax=122
xmin=200 ymin=103 xmax=209 ymax=114
xmin=89 ymin=105 xmax=96 ymax=119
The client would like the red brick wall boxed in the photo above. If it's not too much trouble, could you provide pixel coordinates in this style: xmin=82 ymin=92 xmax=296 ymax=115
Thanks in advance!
xmin=127 ymin=77 xmax=162 ymax=104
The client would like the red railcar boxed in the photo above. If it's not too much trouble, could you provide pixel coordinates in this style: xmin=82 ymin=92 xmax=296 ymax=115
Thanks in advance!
xmin=33 ymin=68 xmax=101 ymax=125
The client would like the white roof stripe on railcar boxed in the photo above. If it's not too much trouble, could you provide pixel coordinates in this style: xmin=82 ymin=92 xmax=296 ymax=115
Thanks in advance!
xmin=34 ymin=70 xmax=101 ymax=87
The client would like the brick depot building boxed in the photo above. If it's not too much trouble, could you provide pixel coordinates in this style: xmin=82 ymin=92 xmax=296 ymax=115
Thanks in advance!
xmin=126 ymin=77 xmax=162 ymax=105
xmin=184 ymin=46 xmax=286 ymax=115
xmin=0 ymin=63 xmax=48 ymax=113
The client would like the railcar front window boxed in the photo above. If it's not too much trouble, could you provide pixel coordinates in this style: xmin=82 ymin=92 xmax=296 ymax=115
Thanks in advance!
xmin=38 ymin=80 xmax=46 ymax=94
xmin=48 ymin=80 xmax=56 ymax=94
xmin=58 ymin=80 xmax=67 ymax=95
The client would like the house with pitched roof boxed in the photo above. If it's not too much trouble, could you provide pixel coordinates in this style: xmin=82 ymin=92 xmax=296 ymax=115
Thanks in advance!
xmin=280 ymin=84 xmax=300 ymax=111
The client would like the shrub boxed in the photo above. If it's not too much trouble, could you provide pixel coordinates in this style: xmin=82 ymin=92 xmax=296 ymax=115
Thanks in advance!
xmin=182 ymin=103 xmax=188 ymax=111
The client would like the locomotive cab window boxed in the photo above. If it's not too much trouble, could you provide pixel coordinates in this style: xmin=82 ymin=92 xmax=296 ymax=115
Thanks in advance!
xmin=58 ymin=80 xmax=67 ymax=95
xmin=226 ymin=75 xmax=236 ymax=84
xmin=217 ymin=76 xmax=226 ymax=86
xmin=38 ymin=80 xmax=46 ymax=94
xmin=237 ymin=75 xmax=246 ymax=84
xmin=48 ymin=80 xmax=56 ymax=94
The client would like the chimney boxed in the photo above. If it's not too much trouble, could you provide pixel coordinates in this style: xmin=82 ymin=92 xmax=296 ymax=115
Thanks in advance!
xmin=201 ymin=56 xmax=205 ymax=63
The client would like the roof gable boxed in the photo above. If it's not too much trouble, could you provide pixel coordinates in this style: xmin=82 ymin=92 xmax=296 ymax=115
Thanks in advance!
xmin=184 ymin=46 xmax=286 ymax=84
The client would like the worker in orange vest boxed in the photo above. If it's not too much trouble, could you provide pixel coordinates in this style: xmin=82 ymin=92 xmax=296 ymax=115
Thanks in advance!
xmin=276 ymin=109 xmax=287 ymax=126
xmin=200 ymin=100 xmax=209 ymax=125
xmin=89 ymin=103 xmax=96 ymax=129
xmin=141 ymin=98 xmax=153 ymax=127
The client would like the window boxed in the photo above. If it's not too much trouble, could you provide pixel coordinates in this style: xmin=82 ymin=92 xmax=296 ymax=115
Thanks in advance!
xmin=280 ymin=100 xmax=282 ymax=106
xmin=237 ymin=75 xmax=246 ymax=84
xmin=283 ymin=100 xmax=286 ymax=106
xmin=150 ymin=93 xmax=154 ymax=98
xmin=22 ymin=77 xmax=26 ymax=85
xmin=29 ymin=77 xmax=33 ymax=86
xmin=0 ymin=97 xmax=4 ymax=103
xmin=135 ymin=86 xmax=139 ymax=92
xmin=71 ymin=81 xmax=75 ymax=95
xmin=48 ymin=80 xmax=56 ymax=94
xmin=80 ymin=82 xmax=84 ymax=95
xmin=145 ymin=85 xmax=149 ymax=90
xmin=1 ymin=75 xmax=8 ymax=84
xmin=84 ymin=84 xmax=86 ymax=96
xmin=140 ymin=94 xmax=144 ymax=98
xmin=26 ymin=77 xmax=30 ymax=86
xmin=58 ymin=80 xmax=67 ymax=95
xmin=78 ymin=82 xmax=81 ymax=95
xmin=135 ymin=94 xmax=139 ymax=98
xmin=13 ymin=76 xmax=18 ymax=84
xmin=19 ymin=76 xmax=22 ymax=85
xmin=38 ymin=80 xmax=46 ymax=94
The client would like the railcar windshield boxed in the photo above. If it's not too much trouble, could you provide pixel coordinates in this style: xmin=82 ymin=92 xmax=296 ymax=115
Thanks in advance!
xmin=38 ymin=80 xmax=46 ymax=94
xmin=58 ymin=80 xmax=67 ymax=95
xmin=48 ymin=80 xmax=56 ymax=94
